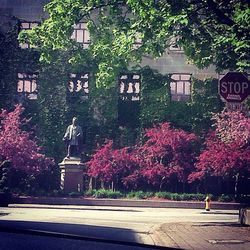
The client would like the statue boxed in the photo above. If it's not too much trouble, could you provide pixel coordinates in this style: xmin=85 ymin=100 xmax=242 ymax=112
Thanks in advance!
xmin=63 ymin=117 xmax=83 ymax=158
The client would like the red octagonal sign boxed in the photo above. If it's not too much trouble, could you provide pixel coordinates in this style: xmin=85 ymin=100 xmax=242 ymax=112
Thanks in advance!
xmin=219 ymin=72 xmax=250 ymax=102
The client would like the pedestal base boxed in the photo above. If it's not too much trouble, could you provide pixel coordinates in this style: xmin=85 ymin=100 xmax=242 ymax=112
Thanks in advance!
xmin=59 ymin=157 xmax=84 ymax=193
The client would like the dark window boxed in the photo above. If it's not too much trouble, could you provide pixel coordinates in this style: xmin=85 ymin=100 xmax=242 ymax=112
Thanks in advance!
xmin=118 ymin=74 xmax=140 ymax=127
xmin=17 ymin=73 xmax=38 ymax=100
xmin=119 ymin=74 xmax=140 ymax=101
xmin=68 ymin=73 xmax=89 ymax=100
xmin=170 ymin=73 xmax=191 ymax=101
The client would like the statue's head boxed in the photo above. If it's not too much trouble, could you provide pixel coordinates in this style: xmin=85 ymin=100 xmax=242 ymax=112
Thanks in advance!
xmin=72 ymin=117 xmax=78 ymax=125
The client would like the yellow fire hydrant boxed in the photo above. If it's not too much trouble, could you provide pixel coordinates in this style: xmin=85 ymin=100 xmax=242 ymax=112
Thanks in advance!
xmin=205 ymin=195 xmax=211 ymax=211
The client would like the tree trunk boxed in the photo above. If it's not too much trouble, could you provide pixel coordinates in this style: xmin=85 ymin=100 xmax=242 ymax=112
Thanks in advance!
xmin=88 ymin=177 xmax=93 ymax=190
xmin=234 ymin=173 xmax=240 ymax=201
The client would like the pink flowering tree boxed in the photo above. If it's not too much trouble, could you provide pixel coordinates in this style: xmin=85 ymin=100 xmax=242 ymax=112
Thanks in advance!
xmin=86 ymin=122 xmax=199 ymax=192
xmin=135 ymin=122 xmax=199 ymax=191
xmin=86 ymin=140 xmax=138 ymax=190
xmin=0 ymin=105 xmax=54 ymax=181
xmin=189 ymin=111 xmax=250 ymax=197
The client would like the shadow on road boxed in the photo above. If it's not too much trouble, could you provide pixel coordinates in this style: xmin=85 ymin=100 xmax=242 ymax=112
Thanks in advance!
xmin=0 ymin=220 xmax=178 ymax=250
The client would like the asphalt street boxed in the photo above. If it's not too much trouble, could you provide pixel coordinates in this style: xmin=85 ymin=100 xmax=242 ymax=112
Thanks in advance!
xmin=0 ymin=204 xmax=240 ymax=249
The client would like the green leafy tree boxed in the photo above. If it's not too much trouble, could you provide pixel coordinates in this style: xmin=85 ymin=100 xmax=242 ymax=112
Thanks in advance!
xmin=0 ymin=26 xmax=19 ymax=108
xmin=20 ymin=0 xmax=250 ymax=88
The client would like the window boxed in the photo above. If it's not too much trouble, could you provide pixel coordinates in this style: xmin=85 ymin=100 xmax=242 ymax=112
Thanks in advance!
xmin=71 ymin=22 xmax=90 ymax=48
xmin=17 ymin=73 xmax=38 ymax=100
xmin=119 ymin=74 xmax=140 ymax=101
xmin=19 ymin=22 xmax=39 ymax=49
xmin=118 ymin=73 xmax=140 ymax=127
xmin=170 ymin=73 xmax=191 ymax=101
xmin=68 ymin=73 xmax=89 ymax=100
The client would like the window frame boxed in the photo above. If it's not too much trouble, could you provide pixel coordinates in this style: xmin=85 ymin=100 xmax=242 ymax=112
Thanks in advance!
xmin=68 ymin=73 xmax=90 ymax=100
xmin=71 ymin=22 xmax=90 ymax=47
xmin=118 ymin=73 xmax=141 ymax=101
xmin=17 ymin=72 xmax=38 ymax=100
xmin=170 ymin=73 xmax=191 ymax=101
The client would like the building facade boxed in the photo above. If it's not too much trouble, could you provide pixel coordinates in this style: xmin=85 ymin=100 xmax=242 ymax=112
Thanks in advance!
xmin=0 ymin=0 xmax=219 ymax=102
xmin=0 ymin=0 xmax=225 ymax=157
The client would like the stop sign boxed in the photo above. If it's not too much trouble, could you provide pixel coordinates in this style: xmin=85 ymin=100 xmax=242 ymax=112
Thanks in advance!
xmin=219 ymin=72 xmax=250 ymax=102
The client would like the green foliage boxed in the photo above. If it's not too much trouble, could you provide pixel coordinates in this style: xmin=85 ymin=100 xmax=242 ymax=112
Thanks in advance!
xmin=218 ymin=194 xmax=234 ymax=202
xmin=0 ymin=25 xmax=20 ymax=109
xmin=188 ymin=78 xmax=224 ymax=134
xmin=37 ymin=59 xmax=69 ymax=162
xmin=0 ymin=161 xmax=11 ymax=193
xmin=85 ymin=189 xmax=96 ymax=197
xmin=68 ymin=191 xmax=82 ymax=197
xmin=164 ymin=78 xmax=224 ymax=134
xmin=83 ymin=190 xmax=236 ymax=202
xmin=20 ymin=0 xmax=250 ymax=88
xmin=48 ymin=189 xmax=65 ymax=197
xmin=87 ymin=189 xmax=123 ymax=199
xmin=139 ymin=67 xmax=170 ymax=128
xmin=87 ymin=86 xmax=118 ymax=149
xmin=165 ymin=102 xmax=192 ymax=132
xmin=126 ymin=191 xmax=154 ymax=199
xmin=155 ymin=192 xmax=207 ymax=201
xmin=154 ymin=192 xmax=172 ymax=200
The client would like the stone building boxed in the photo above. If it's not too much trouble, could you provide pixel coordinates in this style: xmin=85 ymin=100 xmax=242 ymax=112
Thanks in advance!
xmin=0 ymin=0 xmax=219 ymax=104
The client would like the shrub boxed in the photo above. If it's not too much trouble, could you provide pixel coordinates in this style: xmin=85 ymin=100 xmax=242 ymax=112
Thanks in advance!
xmin=218 ymin=194 xmax=234 ymax=202
xmin=92 ymin=189 xmax=123 ymax=199
xmin=49 ymin=189 xmax=65 ymax=197
xmin=155 ymin=192 xmax=172 ymax=199
xmin=68 ymin=191 xmax=82 ymax=197
xmin=85 ymin=189 xmax=96 ymax=197
xmin=126 ymin=191 xmax=154 ymax=199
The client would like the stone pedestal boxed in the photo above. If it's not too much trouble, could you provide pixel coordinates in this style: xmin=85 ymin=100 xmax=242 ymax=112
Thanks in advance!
xmin=59 ymin=157 xmax=84 ymax=193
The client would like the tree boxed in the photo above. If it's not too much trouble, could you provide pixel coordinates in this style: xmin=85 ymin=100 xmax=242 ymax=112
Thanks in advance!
xmin=86 ymin=140 xmax=138 ymax=189
xmin=0 ymin=105 xmax=54 ymax=174
xmin=212 ymin=111 xmax=250 ymax=145
xmin=189 ymin=111 xmax=250 ymax=197
xmin=135 ymin=122 xmax=198 ymax=191
xmin=86 ymin=122 xmax=198 ymax=191
xmin=20 ymin=0 xmax=250 ymax=88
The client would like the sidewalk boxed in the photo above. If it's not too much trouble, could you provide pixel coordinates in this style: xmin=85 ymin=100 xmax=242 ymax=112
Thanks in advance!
xmin=152 ymin=222 xmax=250 ymax=250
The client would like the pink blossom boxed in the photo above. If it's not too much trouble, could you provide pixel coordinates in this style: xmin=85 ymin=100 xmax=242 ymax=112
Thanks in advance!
xmin=0 ymin=105 xmax=54 ymax=174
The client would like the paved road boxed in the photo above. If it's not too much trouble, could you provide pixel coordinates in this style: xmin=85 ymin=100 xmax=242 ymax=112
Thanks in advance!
xmin=0 ymin=231 xmax=170 ymax=250
xmin=0 ymin=204 xmax=240 ymax=249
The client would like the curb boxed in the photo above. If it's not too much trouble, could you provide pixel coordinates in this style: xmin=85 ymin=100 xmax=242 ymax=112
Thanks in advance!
xmin=10 ymin=196 xmax=243 ymax=210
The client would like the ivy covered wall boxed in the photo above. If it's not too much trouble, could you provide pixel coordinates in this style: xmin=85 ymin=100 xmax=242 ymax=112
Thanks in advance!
xmin=139 ymin=66 xmax=171 ymax=128
xmin=0 ymin=21 xmax=225 ymax=167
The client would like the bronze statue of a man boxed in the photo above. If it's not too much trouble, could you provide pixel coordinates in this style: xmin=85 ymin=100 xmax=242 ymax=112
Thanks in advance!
xmin=63 ymin=117 xmax=83 ymax=158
